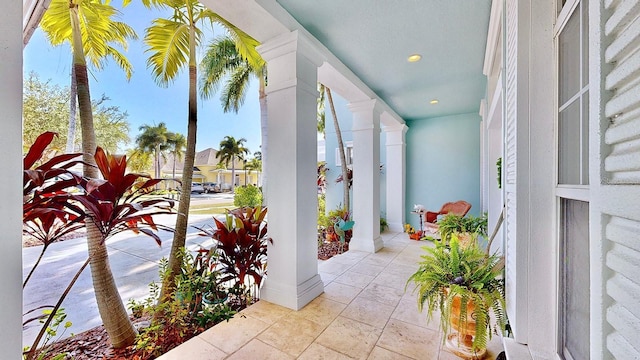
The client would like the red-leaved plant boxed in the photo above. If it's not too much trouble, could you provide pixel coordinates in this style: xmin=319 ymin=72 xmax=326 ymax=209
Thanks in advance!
xmin=23 ymin=132 xmax=86 ymax=288
xmin=22 ymin=132 xmax=176 ymax=359
xmin=196 ymin=206 xmax=271 ymax=301
xmin=70 ymin=147 xmax=175 ymax=245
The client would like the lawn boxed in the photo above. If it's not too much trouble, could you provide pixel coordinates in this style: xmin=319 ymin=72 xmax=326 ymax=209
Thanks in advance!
xmin=188 ymin=202 xmax=235 ymax=215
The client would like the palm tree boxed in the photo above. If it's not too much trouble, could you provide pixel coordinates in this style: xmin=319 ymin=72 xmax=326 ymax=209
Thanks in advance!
xmin=39 ymin=0 xmax=138 ymax=348
xmin=41 ymin=0 xmax=136 ymax=154
xmin=142 ymin=0 xmax=252 ymax=297
xmin=136 ymin=122 xmax=171 ymax=180
xmin=200 ymin=34 xmax=268 ymax=201
xmin=126 ymin=148 xmax=153 ymax=174
xmin=323 ymin=85 xmax=350 ymax=212
xmin=244 ymin=156 xmax=262 ymax=186
xmin=217 ymin=136 xmax=249 ymax=192
xmin=167 ymin=132 xmax=186 ymax=182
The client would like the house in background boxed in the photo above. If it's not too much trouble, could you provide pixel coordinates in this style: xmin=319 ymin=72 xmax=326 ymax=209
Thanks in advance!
xmin=7 ymin=1 xmax=639 ymax=359
xmin=161 ymin=147 xmax=260 ymax=190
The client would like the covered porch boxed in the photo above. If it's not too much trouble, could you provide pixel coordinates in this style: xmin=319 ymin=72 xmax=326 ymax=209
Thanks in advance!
xmin=158 ymin=232 xmax=504 ymax=359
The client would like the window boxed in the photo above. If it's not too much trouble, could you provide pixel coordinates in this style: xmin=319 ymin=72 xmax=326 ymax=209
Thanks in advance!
xmin=555 ymin=1 xmax=590 ymax=359
xmin=335 ymin=141 xmax=353 ymax=167
xmin=557 ymin=0 xmax=589 ymax=186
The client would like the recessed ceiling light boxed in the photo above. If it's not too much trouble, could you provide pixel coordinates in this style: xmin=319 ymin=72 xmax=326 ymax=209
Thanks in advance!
xmin=407 ymin=54 xmax=422 ymax=62
xmin=430 ymin=99 xmax=439 ymax=104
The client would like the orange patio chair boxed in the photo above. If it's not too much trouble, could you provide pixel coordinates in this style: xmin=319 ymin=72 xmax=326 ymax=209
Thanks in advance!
xmin=423 ymin=200 xmax=472 ymax=233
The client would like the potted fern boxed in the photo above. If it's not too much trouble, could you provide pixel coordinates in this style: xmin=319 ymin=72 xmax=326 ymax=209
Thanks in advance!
xmin=406 ymin=236 xmax=506 ymax=359
xmin=437 ymin=213 xmax=488 ymax=247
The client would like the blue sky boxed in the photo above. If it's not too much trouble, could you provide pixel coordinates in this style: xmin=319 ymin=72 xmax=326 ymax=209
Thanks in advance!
xmin=23 ymin=2 xmax=262 ymax=154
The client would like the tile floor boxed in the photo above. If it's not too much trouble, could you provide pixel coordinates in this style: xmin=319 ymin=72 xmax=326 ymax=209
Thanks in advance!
xmin=158 ymin=232 xmax=504 ymax=360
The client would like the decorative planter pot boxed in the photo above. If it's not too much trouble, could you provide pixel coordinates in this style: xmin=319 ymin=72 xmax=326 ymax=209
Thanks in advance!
xmin=446 ymin=294 xmax=487 ymax=360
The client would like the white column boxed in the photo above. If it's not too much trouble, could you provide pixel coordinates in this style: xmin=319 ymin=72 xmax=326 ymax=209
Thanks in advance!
xmin=256 ymin=31 xmax=324 ymax=310
xmin=349 ymin=99 xmax=383 ymax=252
xmin=384 ymin=124 xmax=408 ymax=232
xmin=1 ymin=2 xmax=24 ymax=358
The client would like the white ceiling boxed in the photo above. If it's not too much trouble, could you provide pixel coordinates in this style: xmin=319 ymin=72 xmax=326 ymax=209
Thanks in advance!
xmin=276 ymin=0 xmax=492 ymax=121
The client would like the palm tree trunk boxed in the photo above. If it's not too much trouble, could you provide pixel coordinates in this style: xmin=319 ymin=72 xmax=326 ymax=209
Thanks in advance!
xmin=65 ymin=65 xmax=77 ymax=153
xmin=258 ymin=74 xmax=268 ymax=203
xmin=71 ymin=3 xmax=136 ymax=348
xmin=326 ymin=87 xmax=350 ymax=212
xmin=162 ymin=26 xmax=198 ymax=300
xmin=231 ymin=159 xmax=236 ymax=192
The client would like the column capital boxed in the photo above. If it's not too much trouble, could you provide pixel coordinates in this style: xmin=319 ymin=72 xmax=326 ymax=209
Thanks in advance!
xmin=347 ymin=99 xmax=382 ymax=114
xmin=384 ymin=124 xmax=408 ymax=146
xmin=382 ymin=124 xmax=409 ymax=135
xmin=257 ymin=30 xmax=325 ymax=67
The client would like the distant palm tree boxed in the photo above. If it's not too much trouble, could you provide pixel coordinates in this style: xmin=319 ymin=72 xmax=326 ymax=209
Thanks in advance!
xmin=200 ymin=35 xmax=268 ymax=200
xmin=244 ymin=157 xmax=262 ymax=186
xmin=142 ymin=0 xmax=254 ymax=296
xmin=125 ymin=148 xmax=153 ymax=174
xmin=217 ymin=136 xmax=249 ymax=192
xmin=39 ymin=0 xmax=138 ymax=349
xmin=136 ymin=122 xmax=171 ymax=181
xmin=167 ymin=132 xmax=186 ymax=182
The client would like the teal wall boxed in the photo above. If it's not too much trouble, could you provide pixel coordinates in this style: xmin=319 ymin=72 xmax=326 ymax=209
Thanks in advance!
xmin=405 ymin=113 xmax=481 ymax=229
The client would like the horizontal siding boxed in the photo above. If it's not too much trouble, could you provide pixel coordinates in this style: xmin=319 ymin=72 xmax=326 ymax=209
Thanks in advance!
xmin=605 ymin=216 xmax=640 ymax=358
xmin=603 ymin=0 xmax=640 ymax=184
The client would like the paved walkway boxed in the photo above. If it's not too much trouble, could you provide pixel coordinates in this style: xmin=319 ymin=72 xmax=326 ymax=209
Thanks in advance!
xmin=22 ymin=211 xmax=222 ymax=347
xmin=158 ymin=232 xmax=504 ymax=360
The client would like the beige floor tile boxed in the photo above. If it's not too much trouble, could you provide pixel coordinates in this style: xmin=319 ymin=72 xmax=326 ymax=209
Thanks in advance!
xmin=367 ymin=346 xmax=413 ymax=360
xmin=350 ymin=262 xmax=386 ymax=277
xmin=257 ymin=314 xmax=325 ymax=357
xmin=358 ymin=282 xmax=405 ymax=307
xmin=384 ymin=263 xmax=419 ymax=277
xmin=319 ymin=261 xmax=354 ymax=275
xmin=320 ymin=271 xmax=339 ymax=285
xmin=296 ymin=297 xmax=347 ymax=326
xmin=198 ymin=314 xmax=270 ymax=354
xmin=437 ymin=334 xmax=503 ymax=360
xmin=360 ymin=253 xmax=396 ymax=267
xmin=371 ymin=271 xmax=411 ymax=291
xmin=298 ymin=343 xmax=353 ymax=360
xmin=240 ymin=300 xmax=292 ymax=325
xmin=329 ymin=252 xmax=365 ymax=266
xmin=334 ymin=271 xmax=376 ymax=289
xmin=438 ymin=348 xmax=462 ymax=360
xmin=391 ymin=297 xmax=440 ymax=331
xmin=377 ymin=318 xmax=441 ymax=359
xmin=158 ymin=336 xmax=227 ymax=360
xmin=320 ymin=281 xmax=363 ymax=304
xmin=226 ymin=339 xmax=294 ymax=360
xmin=342 ymin=296 xmax=395 ymax=329
xmin=316 ymin=316 xmax=383 ymax=359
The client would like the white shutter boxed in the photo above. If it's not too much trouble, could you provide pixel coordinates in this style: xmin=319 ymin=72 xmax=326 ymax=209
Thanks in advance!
xmin=503 ymin=0 xmax=529 ymax=344
xmin=594 ymin=1 xmax=640 ymax=358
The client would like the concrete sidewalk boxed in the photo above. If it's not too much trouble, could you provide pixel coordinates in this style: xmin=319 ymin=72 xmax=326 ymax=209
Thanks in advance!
xmin=22 ymin=212 xmax=223 ymax=348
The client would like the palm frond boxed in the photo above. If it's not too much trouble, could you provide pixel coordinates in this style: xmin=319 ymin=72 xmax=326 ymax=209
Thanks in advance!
xmin=144 ymin=18 xmax=190 ymax=86
xmin=222 ymin=65 xmax=251 ymax=113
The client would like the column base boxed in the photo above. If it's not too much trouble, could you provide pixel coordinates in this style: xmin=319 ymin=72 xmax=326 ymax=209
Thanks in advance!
xmin=260 ymin=274 xmax=324 ymax=310
xmin=349 ymin=235 xmax=384 ymax=253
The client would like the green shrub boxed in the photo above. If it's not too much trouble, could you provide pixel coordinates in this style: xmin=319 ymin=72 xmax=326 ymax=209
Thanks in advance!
xmin=380 ymin=216 xmax=389 ymax=233
xmin=233 ymin=185 xmax=263 ymax=207
xmin=130 ymin=252 xmax=235 ymax=358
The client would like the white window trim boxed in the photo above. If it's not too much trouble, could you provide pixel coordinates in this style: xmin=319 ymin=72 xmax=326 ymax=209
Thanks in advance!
xmin=335 ymin=141 xmax=353 ymax=167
